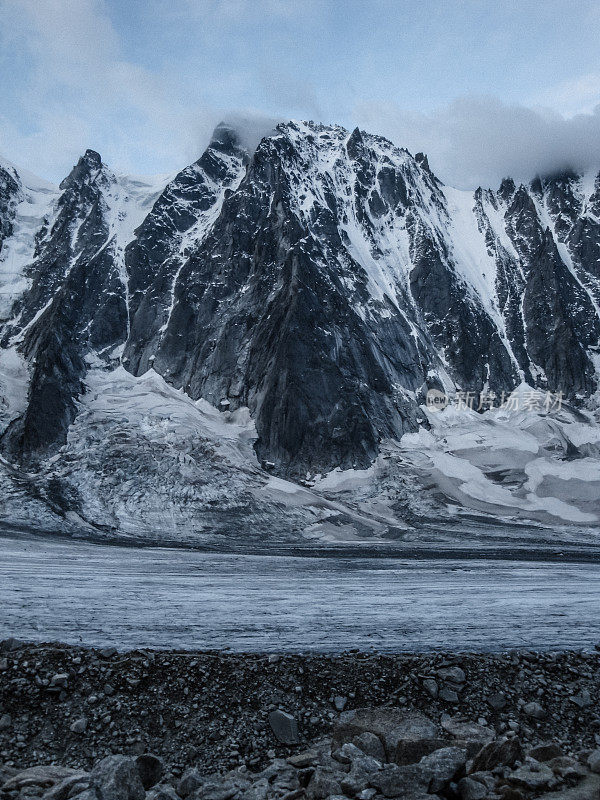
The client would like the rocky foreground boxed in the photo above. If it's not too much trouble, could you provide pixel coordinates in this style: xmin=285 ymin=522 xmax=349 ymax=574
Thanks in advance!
xmin=1 ymin=641 xmax=600 ymax=800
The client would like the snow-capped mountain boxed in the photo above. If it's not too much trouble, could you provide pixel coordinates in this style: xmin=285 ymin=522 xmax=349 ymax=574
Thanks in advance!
xmin=1 ymin=120 xmax=600 ymax=541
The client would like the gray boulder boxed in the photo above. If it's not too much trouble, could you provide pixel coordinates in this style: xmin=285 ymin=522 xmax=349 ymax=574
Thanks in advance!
xmin=509 ymin=762 xmax=555 ymax=790
xmin=439 ymin=688 xmax=459 ymax=703
xmin=305 ymin=768 xmax=343 ymax=799
xmin=470 ymin=737 xmax=523 ymax=772
xmin=135 ymin=754 xmax=163 ymax=790
xmin=333 ymin=708 xmax=445 ymax=764
xmin=537 ymin=775 xmax=600 ymax=800
xmin=43 ymin=775 xmax=90 ymax=800
xmin=369 ymin=764 xmax=429 ymax=798
xmin=241 ymin=779 xmax=269 ymax=800
xmin=269 ymin=710 xmax=299 ymax=744
xmin=177 ymin=770 xmax=205 ymax=799
xmin=146 ymin=786 xmax=180 ymax=800
xmin=588 ymin=750 xmax=600 ymax=774
xmin=90 ymin=756 xmax=145 ymax=800
xmin=548 ymin=757 xmax=588 ymax=780
xmin=3 ymin=766 xmax=85 ymax=792
xmin=528 ymin=742 xmax=564 ymax=762
xmin=338 ymin=747 xmax=382 ymax=796
xmin=189 ymin=776 xmax=249 ymax=800
xmin=419 ymin=746 xmax=467 ymax=793
xmin=440 ymin=718 xmax=494 ymax=757
xmin=353 ymin=732 xmax=386 ymax=762
xmin=457 ymin=776 xmax=488 ymax=800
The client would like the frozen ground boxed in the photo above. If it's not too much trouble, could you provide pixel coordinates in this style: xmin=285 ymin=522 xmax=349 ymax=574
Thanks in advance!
xmin=1 ymin=530 xmax=600 ymax=651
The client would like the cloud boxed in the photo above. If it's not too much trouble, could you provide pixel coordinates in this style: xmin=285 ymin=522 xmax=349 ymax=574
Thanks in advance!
xmin=218 ymin=111 xmax=282 ymax=152
xmin=0 ymin=0 xmax=216 ymax=180
xmin=531 ymin=73 xmax=600 ymax=117
xmin=2 ymin=0 xmax=600 ymax=191
xmin=180 ymin=0 xmax=322 ymax=25
xmin=355 ymin=95 xmax=600 ymax=189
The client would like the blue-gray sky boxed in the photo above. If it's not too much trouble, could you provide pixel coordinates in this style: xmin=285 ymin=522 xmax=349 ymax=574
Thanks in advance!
xmin=1 ymin=0 xmax=600 ymax=187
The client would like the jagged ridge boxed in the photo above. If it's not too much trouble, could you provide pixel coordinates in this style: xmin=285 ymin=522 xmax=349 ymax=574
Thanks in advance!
xmin=1 ymin=119 xmax=600 ymax=481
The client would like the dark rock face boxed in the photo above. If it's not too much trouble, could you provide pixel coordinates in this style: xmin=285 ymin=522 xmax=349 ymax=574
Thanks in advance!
xmin=0 ymin=164 xmax=19 ymax=258
xmin=123 ymin=123 xmax=249 ymax=376
xmin=1 ymin=151 xmax=130 ymax=459
xmin=1 ymin=121 xmax=600 ymax=475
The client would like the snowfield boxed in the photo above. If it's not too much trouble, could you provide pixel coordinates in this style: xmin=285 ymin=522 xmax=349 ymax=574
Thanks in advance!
xmin=1 ymin=365 xmax=600 ymax=546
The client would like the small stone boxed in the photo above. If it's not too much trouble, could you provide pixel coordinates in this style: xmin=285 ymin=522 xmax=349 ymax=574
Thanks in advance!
xmin=333 ymin=696 xmax=347 ymax=712
xmin=99 ymin=647 xmax=118 ymax=659
xmin=437 ymin=666 xmax=466 ymax=684
xmin=0 ymin=713 xmax=11 ymax=730
xmin=523 ymin=702 xmax=545 ymax=720
xmin=488 ymin=693 xmax=507 ymax=711
xmin=69 ymin=718 xmax=88 ymax=734
xmin=287 ymin=750 xmax=318 ymax=768
xmin=440 ymin=688 xmax=459 ymax=703
xmin=332 ymin=742 xmax=361 ymax=764
xmin=570 ymin=689 xmax=592 ymax=708
xmin=51 ymin=673 xmax=69 ymax=687
xmin=269 ymin=710 xmax=299 ymax=745
xmin=423 ymin=679 xmax=438 ymax=699
xmin=356 ymin=790 xmax=377 ymax=800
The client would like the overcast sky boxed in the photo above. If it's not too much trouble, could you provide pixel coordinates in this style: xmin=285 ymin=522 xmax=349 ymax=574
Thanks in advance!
xmin=1 ymin=0 xmax=600 ymax=188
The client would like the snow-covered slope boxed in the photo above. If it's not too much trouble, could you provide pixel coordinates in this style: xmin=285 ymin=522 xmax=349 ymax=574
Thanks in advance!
xmin=1 ymin=121 xmax=600 ymax=541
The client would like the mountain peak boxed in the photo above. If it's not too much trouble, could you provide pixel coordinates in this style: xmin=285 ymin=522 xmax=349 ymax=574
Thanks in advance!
xmin=210 ymin=122 xmax=242 ymax=151
xmin=59 ymin=149 xmax=103 ymax=190
xmin=414 ymin=152 xmax=430 ymax=172
xmin=210 ymin=115 xmax=280 ymax=158
xmin=82 ymin=149 xmax=102 ymax=168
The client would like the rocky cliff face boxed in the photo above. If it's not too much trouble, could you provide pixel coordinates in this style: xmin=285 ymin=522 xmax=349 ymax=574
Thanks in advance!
xmin=1 ymin=121 xmax=600 ymax=535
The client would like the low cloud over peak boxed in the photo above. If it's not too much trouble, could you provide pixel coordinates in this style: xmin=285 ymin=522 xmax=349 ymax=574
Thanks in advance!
xmin=356 ymin=95 xmax=600 ymax=190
